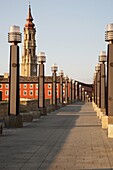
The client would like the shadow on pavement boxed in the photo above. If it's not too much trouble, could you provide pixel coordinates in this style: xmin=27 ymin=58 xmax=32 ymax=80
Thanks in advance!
xmin=0 ymin=101 xmax=109 ymax=170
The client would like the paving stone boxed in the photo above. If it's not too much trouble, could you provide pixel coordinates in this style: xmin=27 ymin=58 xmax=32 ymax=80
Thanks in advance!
xmin=0 ymin=102 xmax=113 ymax=169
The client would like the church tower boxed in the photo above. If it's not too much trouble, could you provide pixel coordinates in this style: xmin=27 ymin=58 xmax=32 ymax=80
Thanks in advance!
xmin=21 ymin=5 xmax=37 ymax=76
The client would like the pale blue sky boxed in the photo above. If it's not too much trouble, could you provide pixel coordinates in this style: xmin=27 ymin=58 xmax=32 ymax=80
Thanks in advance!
xmin=0 ymin=0 xmax=112 ymax=83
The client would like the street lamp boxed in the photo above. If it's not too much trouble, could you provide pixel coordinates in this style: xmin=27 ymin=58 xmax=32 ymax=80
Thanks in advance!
xmin=69 ymin=78 xmax=72 ymax=103
xmin=5 ymin=25 xmax=22 ymax=128
xmin=37 ymin=52 xmax=46 ymax=115
xmin=51 ymin=64 xmax=58 ymax=106
xmin=65 ymin=75 xmax=69 ymax=104
xmin=82 ymin=87 xmax=85 ymax=101
xmin=99 ymin=51 xmax=106 ymax=113
xmin=93 ymin=71 xmax=97 ymax=104
xmin=72 ymin=80 xmax=75 ymax=102
xmin=105 ymin=23 xmax=113 ymax=137
xmin=95 ymin=63 xmax=100 ymax=108
xmin=79 ymin=84 xmax=82 ymax=100
xmin=59 ymin=70 xmax=64 ymax=104
xmin=85 ymin=91 xmax=87 ymax=102
xmin=75 ymin=81 xmax=78 ymax=100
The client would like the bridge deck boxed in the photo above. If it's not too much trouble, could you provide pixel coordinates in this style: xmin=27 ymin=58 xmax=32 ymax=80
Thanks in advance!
xmin=0 ymin=102 xmax=113 ymax=170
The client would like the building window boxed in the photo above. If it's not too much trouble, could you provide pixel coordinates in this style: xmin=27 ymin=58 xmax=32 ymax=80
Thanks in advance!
xmin=5 ymin=90 xmax=9 ymax=96
xmin=36 ymin=90 xmax=38 ymax=96
xmin=0 ymin=84 xmax=2 ymax=89
xmin=30 ymin=84 xmax=33 ymax=89
xmin=48 ymin=90 xmax=51 ymax=96
xmin=29 ymin=90 xmax=33 ymax=96
xmin=23 ymin=91 xmax=27 ymax=96
xmin=36 ymin=84 xmax=38 ymax=88
xmin=5 ymin=84 xmax=9 ymax=88
xmin=48 ymin=84 xmax=51 ymax=89
xmin=24 ymin=84 xmax=27 ymax=89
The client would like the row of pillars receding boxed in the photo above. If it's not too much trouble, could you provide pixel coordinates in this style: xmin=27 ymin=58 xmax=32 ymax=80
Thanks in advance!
xmin=93 ymin=23 xmax=113 ymax=138
xmin=5 ymin=25 xmax=90 ymax=128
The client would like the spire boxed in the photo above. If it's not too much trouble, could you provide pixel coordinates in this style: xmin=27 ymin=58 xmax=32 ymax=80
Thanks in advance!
xmin=25 ymin=4 xmax=35 ymax=28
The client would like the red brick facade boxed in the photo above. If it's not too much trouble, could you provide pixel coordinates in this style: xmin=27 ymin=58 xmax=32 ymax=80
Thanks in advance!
xmin=0 ymin=76 xmax=92 ymax=101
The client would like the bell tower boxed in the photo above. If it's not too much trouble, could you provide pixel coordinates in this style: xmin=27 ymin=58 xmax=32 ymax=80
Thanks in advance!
xmin=21 ymin=5 xmax=37 ymax=76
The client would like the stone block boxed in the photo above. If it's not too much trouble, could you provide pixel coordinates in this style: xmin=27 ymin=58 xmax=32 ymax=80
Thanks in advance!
xmin=31 ymin=111 xmax=40 ymax=119
xmin=108 ymin=124 xmax=113 ymax=138
xmin=97 ymin=108 xmax=101 ymax=117
xmin=20 ymin=113 xmax=33 ymax=122
xmin=46 ymin=105 xmax=58 ymax=113
xmin=4 ymin=115 xmax=23 ymax=128
xmin=102 ymin=115 xmax=108 ymax=129
xmin=93 ymin=105 xmax=98 ymax=112
xmin=108 ymin=116 xmax=113 ymax=124
xmin=99 ymin=111 xmax=103 ymax=120
xmin=101 ymin=108 xmax=106 ymax=115
xmin=38 ymin=108 xmax=47 ymax=116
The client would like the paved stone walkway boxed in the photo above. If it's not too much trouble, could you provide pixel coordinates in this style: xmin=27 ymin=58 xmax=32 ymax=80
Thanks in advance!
xmin=0 ymin=102 xmax=113 ymax=170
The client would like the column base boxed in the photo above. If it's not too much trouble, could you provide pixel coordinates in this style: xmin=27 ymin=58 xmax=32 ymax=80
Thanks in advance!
xmin=51 ymin=104 xmax=59 ymax=111
xmin=101 ymin=108 xmax=106 ymax=115
xmin=47 ymin=104 xmax=62 ymax=113
xmin=97 ymin=108 xmax=101 ymax=117
xmin=92 ymin=103 xmax=98 ymax=112
xmin=20 ymin=113 xmax=33 ymax=122
xmin=4 ymin=115 xmax=23 ymax=128
xmin=68 ymin=100 xmax=72 ymax=104
xmin=108 ymin=124 xmax=113 ymax=138
xmin=38 ymin=108 xmax=47 ymax=116
xmin=102 ymin=115 xmax=108 ymax=129
xmin=31 ymin=111 xmax=41 ymax=119
xmin=108 ymin=116 xmax=113 ymax=124
xmin=99 ymin=111 xmax=103 ymax=120
xmin=60 ymin=103 xmax=66 ymax=107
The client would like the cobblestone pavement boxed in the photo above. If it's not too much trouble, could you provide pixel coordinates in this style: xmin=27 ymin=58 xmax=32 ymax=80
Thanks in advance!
xmin=0 ymin=102 xmax=113 ymax=170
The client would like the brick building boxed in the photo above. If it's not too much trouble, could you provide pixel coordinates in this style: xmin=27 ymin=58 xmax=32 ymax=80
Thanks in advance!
xmin=0 ymin=75 xmax=92 ymax=101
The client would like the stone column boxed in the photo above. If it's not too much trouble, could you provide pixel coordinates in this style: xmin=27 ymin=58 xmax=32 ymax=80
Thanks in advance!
xmin=105 ymin=23 xmax=113 ymax=137
xmin=72 ymin=80 xmax=75 ymax=102
xmin=69 ymin=78 xmax=72 ymax=103
xmin=51 ymin=64 xmax=58 ymax=107
xmin=5 ymin=25 xmax=23 ymax=128
xmin=38 ymin=52 xmax=46 ymax=115
xmin=99 ymin=51 xmax=106 ymax=114
xmin=59 ymin=70 xmax=64 ymax=105
xmin=79 ymin=84 xmax=82 ymax=100
xmin=65 ymin=76 xmax=69 ymax=104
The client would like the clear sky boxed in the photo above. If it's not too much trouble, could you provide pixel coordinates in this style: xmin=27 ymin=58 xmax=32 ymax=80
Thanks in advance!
xmin=0 ymin=0 xmax=113 ymax=83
